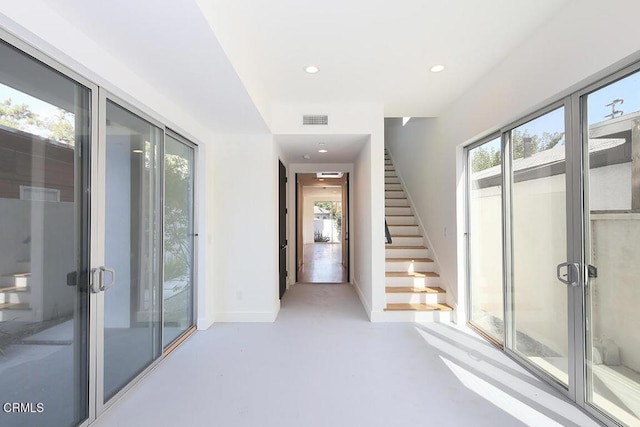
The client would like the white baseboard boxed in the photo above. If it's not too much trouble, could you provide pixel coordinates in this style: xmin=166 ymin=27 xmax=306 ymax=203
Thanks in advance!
xmin=352 ymin=279 xmax=372 ymax=321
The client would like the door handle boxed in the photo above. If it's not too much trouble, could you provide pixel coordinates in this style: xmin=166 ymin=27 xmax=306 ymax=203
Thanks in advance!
xmin=90 ymin=266 xmax=116 ymax=293
xmin=556 ymin=262 xmax=580 ymax=287
xmin=99 ymin=266 xmax=116 ymax=291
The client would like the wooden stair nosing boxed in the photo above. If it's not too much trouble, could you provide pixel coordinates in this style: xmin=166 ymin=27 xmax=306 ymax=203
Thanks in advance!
xmin=0 ymin=286 xmax=30 ymax=293
xmin=384 ymin=303 xmax=453 ymax=312
xmin=0 ymin=302 xmax=30 ymax=310
xmin=385 ymin=245 xmax=428 ymax=250
xmin=385 ymin=286 xmax=445 ymax=294
xmin=385 ymin=214 xmax=413 ymax=217
xmin=390 ymin=234 xmax=424 ymax=238
xmin=386 ymin=271 xmax=439 ymax=277
xmin=385 ymin=257 xmax=434 ymax=263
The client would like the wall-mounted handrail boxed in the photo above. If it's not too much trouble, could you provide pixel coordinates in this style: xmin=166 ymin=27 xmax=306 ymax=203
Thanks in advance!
xmin=385 ymin=219 xmax=392 ymax=244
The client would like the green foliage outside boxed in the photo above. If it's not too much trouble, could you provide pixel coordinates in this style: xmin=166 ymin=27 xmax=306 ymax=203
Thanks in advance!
xmin=164 ymin=153 xmax=192 ymax=281
xmin=314 ymin=230 xmax=330 ymax=243
xmin=315 ymin=201 xmax=342 ymax=235
xmin=471 ymin=129 xmax=564 ymax=173
xmin=0 ymin=98 xmax=76 ymax=145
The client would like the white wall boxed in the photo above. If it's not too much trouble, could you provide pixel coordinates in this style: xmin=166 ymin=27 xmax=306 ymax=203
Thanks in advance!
xmin=209 ymin=133 xmax=280 ymax=321
xmin=385 ymin=0 xmax=640 ymax=321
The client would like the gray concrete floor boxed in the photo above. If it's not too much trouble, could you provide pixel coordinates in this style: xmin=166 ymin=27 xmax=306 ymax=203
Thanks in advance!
xmin=93 ymin=284 xmax=601 ymax=427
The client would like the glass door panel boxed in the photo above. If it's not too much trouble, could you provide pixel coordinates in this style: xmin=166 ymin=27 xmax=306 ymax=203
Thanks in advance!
xmin=583 ymin=70 xmax=640 ymax=425
xmin=468 ymin=137 xmax=504 ymax=343
xmin=509 ymin=107 xmax=569 ymax=386
xmin=163 ymin=134 xmax=195 ymax=348
xmin=0 ymin=40 xmax=91 ymax=427
xmin=102 ymin=99 xmax=162 ymax=402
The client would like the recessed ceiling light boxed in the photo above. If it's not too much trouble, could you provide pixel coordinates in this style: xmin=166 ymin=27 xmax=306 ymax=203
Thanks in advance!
xmin=305 ymin=65 xmax=319 ymax=74
xmin=132 ymin=149 xmax=143 ymax=153
xmin=430 ymin=64 xmax=445 ymax=73
xmin=318 ymin=149 xmax=328 ymax=153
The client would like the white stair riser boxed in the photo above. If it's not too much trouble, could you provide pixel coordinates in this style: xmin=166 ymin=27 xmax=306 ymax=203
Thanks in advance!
xmin=386 ymin=247 xmax=431 ymax=258
xmin=388 ymin=225 xmax=420 ymax=236
xmin=1 ymin=277 xmax=29 ymax=288
xmin=386 ymin=206 xmax=411 ymax=215
xmin=385 ymin=275 xmax=440 ymax=287
xmin=385 ymin=198 xmax=409 ymax=207
xmin=381 ymin=310 xmax=453 ymax=323
xmin=0 ymin=292 xmax=30 ymax=304
xmin=385 ymin=261 xmax=435 ymax=272
xmin=385 ymin=177 xmax=401 ymax=184
xmin=385 ymin=191 xmax=405 ymax=199
xmin=385 ymin=183 xmax=403 ymax=191
xmin=386 ymin=293 xmax=444 ymax=305
xmin=387 ymin=236 xmax=424 ymax=246
xmin=16 ymin=261 xmax=31 ymax=270
xmin=384 ymin=171 xmax=397 ymax=177
xmin=386 ymin=216 xmax=416 ymax=226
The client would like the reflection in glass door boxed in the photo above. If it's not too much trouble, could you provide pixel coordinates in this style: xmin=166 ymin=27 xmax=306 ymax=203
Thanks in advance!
xmin=100 ymin=98 xmax=162 ymax=403
xmin=163 ymin=134 xmax=195 ymax=348
xmin=507 ymin=106 xmax=570 ymax=387
xmin=0 ymin=39 xmax=92 ymax=427
xmin=583 ymin=70 xmax=640 ymax=426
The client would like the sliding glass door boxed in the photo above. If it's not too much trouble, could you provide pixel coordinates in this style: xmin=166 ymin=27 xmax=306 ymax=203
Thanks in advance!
xmin=467 ymin=136 xmax=503 ymax=343
xmin=163 ymin=133 xmax=196 ymax=349
xmin=467 ymin=65 xmax=640 ymax=426
xmin=507 ymin=106 xmax=570 ymax=387
xmin=0 ymin=38 xmax=93 ymax=427
xmin=581 ymin=69 xmax=640 ymax=426
xmin=97 ymin=96 xmax=163 ymax=408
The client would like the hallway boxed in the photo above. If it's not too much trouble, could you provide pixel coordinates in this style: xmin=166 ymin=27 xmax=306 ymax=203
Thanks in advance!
xmin=297 ymin=243 xmax=348 ymax=283
xmin=93 ymin=284 xmax=599 ymax=427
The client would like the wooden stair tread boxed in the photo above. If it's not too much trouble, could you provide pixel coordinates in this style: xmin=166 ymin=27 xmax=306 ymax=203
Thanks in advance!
xmin=385 ymin=214 xmax=413 ymax=217
xmin=386 ymin=271 xmax=439 ymax=277
xmin=385 ymin=303 xmax=453 ymax=312
xmin=385 ymin=257 xmax=434 ymax=262
xmin=3 ymin=272 xmax=31 ymax=278
xmin=386 ymin=245 xmax=427 ymax=249
xmin=0 ymin=303 xmax=30 ymax=310
xmin=0 ymin=286 xmax=29 ymax=293
xmin=390 ymin=234 xmax=423 ymax=238
xmin=386 ymin=286 xmax=445 ymax=294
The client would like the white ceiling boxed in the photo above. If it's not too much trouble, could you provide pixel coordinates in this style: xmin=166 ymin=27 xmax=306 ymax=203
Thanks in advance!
xmin=35 ymin=0 xmax=570 ymax=138
xmin=303 ymin=186 xmax=342 ymax=199
xmin=198 ymin=0 xmax=569 ymax=118
xmin=276 ymin=134 xmax=368 ymax=163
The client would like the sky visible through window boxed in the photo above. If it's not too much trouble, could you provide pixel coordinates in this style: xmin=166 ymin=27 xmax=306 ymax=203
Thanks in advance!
xmin=0 ymin=81 xmax=72 ymax=140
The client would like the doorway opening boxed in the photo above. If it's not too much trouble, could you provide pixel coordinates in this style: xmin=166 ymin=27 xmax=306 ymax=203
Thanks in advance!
xmin=296 ymin=173 xmax=349 ymax=283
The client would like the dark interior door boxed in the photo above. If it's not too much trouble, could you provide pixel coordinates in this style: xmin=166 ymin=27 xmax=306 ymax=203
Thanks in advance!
xmin=278 ymin=160 xmax=287 ymax=299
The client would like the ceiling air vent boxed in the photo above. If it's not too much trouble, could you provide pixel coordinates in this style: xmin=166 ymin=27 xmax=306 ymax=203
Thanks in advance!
xmin=303 ymin=115 xmax=328 ymax=125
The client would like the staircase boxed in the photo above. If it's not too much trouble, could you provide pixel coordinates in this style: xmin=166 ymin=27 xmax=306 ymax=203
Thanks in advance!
xmin=0 ymin=261 xmax=32 ymax=321
xmin=384 ymin=149 xmax=453 ymax=321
